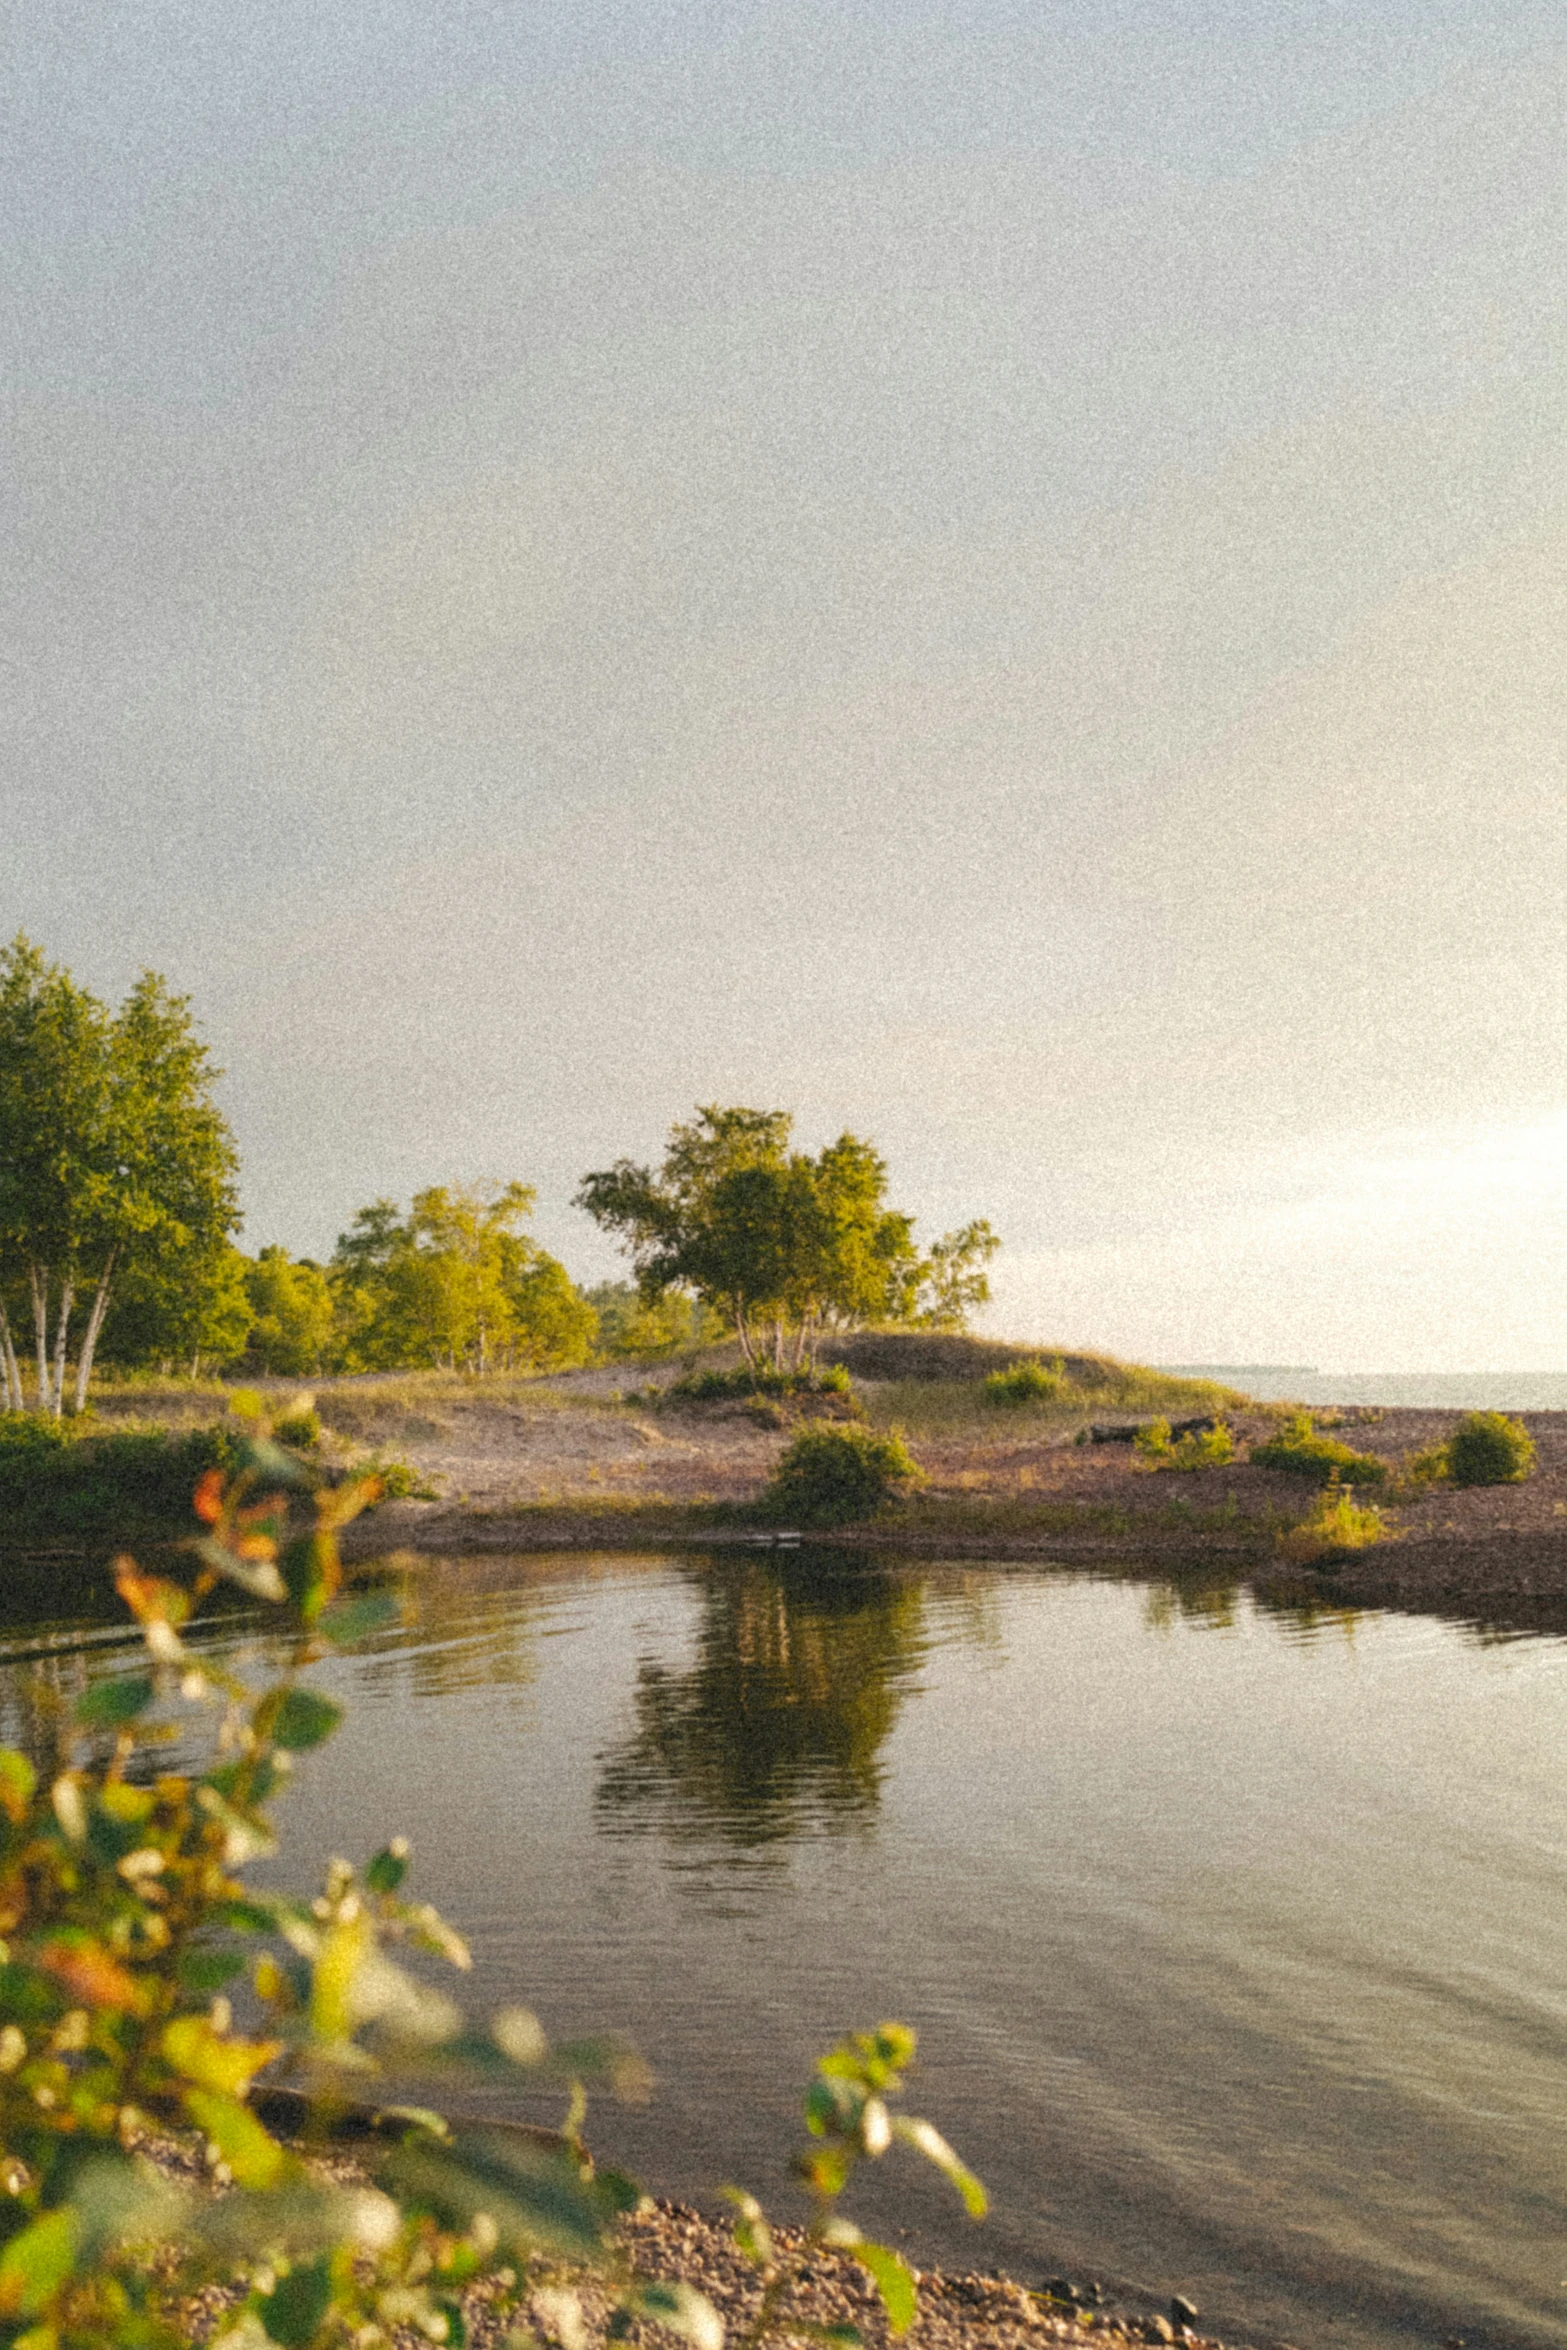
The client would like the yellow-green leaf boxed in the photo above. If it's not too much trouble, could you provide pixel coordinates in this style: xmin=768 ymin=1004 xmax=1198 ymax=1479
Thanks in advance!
xmin=853 ymin=2244 xmax=917 ymax=2337
xmin=0 ymin=1749 xmax=37 ymax=1824
xmin=0 ymin=2210 xmax=76 ymax=2320
xmin=163 ymin=2015 xmax=282 ymax=2096
xmin=183 ymin=2090 xmax=290 ymax=2189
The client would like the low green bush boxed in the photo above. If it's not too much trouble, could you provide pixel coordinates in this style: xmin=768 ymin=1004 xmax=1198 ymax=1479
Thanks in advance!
xmin=0 ymin=1420 xmax=984 ymax=2348
xmin=763 ymin=1421 xmax=923 ymax=1525
xmin=1133 ymin=1417 xmax=1234 ymax=1471
xmin=982 ymin=1356 xmax=1068 ymax=1407
xmin=1249 ymin=1411 xmax=1386 ymax=1487
xmin=670 ymin=1363 xmax=854 ymax=1402
xmin=1404 ymin=1439 xmax=1452 ymax=1485
xmin=1447 ymin=1410 xmax=1535 ymax=1487
xmin=0 ymin=1408 xmax=419 ymax=1543
xmin=0 ymin=1414 xmax=238 ymax=1541
xmin=359 ymin=1452 xmax=434 ymax=1501
xmin=273 ymin=1403 xmax=322 ymax=1451
xmin=1276 ymin=1472 xmax=1391 ymax=1563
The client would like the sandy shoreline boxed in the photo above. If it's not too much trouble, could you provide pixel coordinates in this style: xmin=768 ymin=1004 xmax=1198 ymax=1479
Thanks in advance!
xmin=332 ymin=1392 xmax=1567 ymax=1624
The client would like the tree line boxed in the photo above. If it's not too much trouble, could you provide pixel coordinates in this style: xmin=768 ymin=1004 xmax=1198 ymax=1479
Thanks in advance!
xmin=0 ymin=938 xmax=998 ymax=1407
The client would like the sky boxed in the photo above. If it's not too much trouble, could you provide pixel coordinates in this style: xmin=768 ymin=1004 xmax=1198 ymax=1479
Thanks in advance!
xmin=7 ymin=0 xmax=1567 ymax=1371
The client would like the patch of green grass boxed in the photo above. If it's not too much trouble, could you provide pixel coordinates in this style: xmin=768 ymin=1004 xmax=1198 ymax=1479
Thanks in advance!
xmin=1276 ymin=1477 xmax=1392 ymax=1563
xmin=1250 ymin=1412 xmax=1387 ymax=1487
xmin=0 ymin=1414 xmax=238 ymax=1544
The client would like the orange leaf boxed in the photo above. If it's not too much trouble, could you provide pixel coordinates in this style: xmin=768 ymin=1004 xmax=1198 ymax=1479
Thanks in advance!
xmin=192 ymin=1470 xmax=226 ymax=1525
xmin=113 ymin=1560 xmax=193 ymax=1628
xmin=37 ymin=1936 xmax=144 ymax=2013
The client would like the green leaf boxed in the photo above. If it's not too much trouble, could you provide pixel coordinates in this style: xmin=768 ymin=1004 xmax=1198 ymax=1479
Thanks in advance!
xmin=0 ymin=1749 xmax=37 ymax=1822
xmin=259 ymin=2255 xmax=333 ymax=2346
xmin=216 ymin=1897 xmax=285 ymax=1934
xmin=269 ymin=1688 xmax=343 ymax=1751
xmin=316 ymin=1591 xmax=400 ymax=1647
xmin=365 ymin=1843 xmax=408 ymax=1894
xmin=381 ymin=2130 xmax=620 ymax=2263
xmin=279 ymin=1534 xmax=337 ymax=1623
xmin=0 ymin=2210 xmax=77 ymax=2320
xmin=722 ymin=2187 xmax=774 ymax=2267
xmin=243 ymin=1437 xmax=316 ymax=1491
xmin=184 ymin=2090 xmax=290 ymax=2190
xmin=889 ymin=2117 xmax=987 ymax=2216
xmin=791 ymin=2144 xmax=851 ymax=2198
xmin=74 ymin=1675 xmax=154 ymax=1730
xmin=438 ymin=2300 xmax=468 ymax=2349
xmin=623 ymin=2281 xmax=724 ymax=2350
xmin=852 ymin=2243 xmax=917 ymax=2337
xmin=178 ymin=1947 xmax=248 ymax=1992
xmin=804 ymin=2076 xmax=859 ymax=2137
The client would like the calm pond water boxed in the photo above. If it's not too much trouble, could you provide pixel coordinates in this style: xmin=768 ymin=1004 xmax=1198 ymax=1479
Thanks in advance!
xmin=7 ymin=1548 xmax=1567 ymax=2350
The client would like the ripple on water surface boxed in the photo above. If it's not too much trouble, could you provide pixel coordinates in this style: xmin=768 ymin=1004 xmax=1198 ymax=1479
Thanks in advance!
xmin=8 ymin=1549 xmax=1567 ymax=2350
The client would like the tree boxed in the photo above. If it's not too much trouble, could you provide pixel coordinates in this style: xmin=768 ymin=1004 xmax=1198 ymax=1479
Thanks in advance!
xmin=329 ymin=1184 xmax=596 ymax=1374
xmin=98 ymin=1239 xmax=255 ymax=1378
xmin=576 ymin=1105 xmax=997 ymax=1375
xmin=912 ymin=1218 xmax=1000 ymax=1330
xmin=0 ymin=938 xmax=240 ymax=1413
xmin=585 ymin=1282 xmax=725 ymax=1359
xmin=243 ymin=1247 xmax=336 ymax=1376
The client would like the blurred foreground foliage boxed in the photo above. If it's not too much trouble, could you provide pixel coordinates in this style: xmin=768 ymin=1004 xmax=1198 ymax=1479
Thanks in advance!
xmin=0 ymin=1409 xmax=981 ymax=2348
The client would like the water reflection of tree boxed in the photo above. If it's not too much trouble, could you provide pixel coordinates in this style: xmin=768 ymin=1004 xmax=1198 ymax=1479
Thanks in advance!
xmin=595 ymin=1555 xmax=927 ymax=1848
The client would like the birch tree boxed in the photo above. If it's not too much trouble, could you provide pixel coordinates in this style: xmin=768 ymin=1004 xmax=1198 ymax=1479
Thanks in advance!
xmin=0 ymin=937 xmax=240 ymax=1413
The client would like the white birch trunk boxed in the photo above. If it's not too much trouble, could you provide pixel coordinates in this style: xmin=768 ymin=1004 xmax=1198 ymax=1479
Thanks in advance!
xmin=73 ymin=1253 xmax=116 ymax=1415
xmin=29 ymin=1266 xmax=49 ymax=1411
xmin=0 ymin=1302 xmax=20 ymax=1412
xmin=50 ymin=1280 xmax=75 ymax=1418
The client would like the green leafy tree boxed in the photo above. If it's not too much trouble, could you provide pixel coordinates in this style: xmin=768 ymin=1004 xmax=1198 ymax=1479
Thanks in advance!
xmin=99 ymin=1240 xmax=255 ymax=1378
xmin=577 ymin=1107 xmax=996 ymax=1376
xmin=243 ymin=1248 xmax=336 ymax=1376
xmin=330 ymin=1185 xmax=595 ymax=1374
xmin=913 ymin=1218 xmax=1000 ymax=1330
xmin=586 ymin=1283 xmax=725 ymax=1359
xmin=0 ymin=938 xmax=240 ymax=1414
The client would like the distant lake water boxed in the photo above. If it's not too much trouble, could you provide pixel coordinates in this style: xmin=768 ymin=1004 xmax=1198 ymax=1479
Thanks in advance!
xmin=1161 ymin=1369 xmax=1567 ymax=1410
xmin=8 ymin=1551 xmax=1567 ymax=2350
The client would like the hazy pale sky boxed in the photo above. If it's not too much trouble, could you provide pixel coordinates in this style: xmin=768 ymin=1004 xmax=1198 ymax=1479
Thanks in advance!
xmin=8 ymin=1 xmax=1567 ymax=1370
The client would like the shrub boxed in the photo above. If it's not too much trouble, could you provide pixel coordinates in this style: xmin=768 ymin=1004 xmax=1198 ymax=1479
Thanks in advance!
xmin=360 ymin=1452 xmax=433 ymax=1500
xmin=1276 ymin=1473 xmax=1391 ymax=1564
xmin=982 ymin=1356 xmax=1068 ymax=1407
xmin=1250 ymin=1411 xmax=1386 ymax=1486
xmin=1134 ymin=1418 xmax=1234 ymax=1472
xmin=669 ymin=1363 xmax=855 ymax=1404
xmin=0 ymin=1420 xmax=984 ymax=2347
xmin=763 ymin=1422 xmax=923 ymax=1525
xmin=0 ymin=1415 xmax=238 ymax=1541
xmin=1405 ymin=1439 xmax=1452 ymax=1485
xmin=273 ymin=1403 xmax=322 ymax=1451
xmin=1447 ymin=1410 xmax=1536 ymax=1487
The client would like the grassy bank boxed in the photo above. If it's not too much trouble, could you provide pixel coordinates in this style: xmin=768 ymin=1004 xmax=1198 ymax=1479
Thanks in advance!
xmin=0 ymin=1415 xmax=235 ymax=1546
xmin=1 ymin=1338 xmax=1251 ymax=1559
